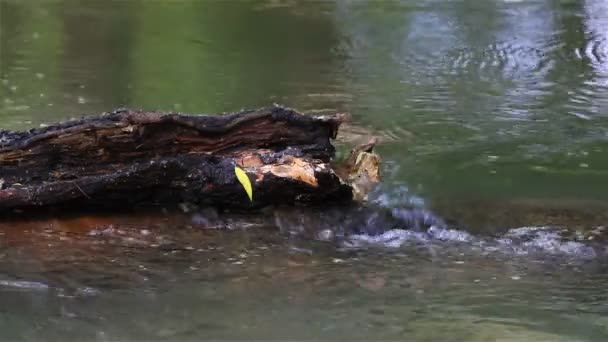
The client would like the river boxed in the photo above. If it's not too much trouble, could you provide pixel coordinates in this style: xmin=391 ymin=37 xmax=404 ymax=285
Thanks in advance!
xmin=1 ymin=0 xmax=608 ymax=340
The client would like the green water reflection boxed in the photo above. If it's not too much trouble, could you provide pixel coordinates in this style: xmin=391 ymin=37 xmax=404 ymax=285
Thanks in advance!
xmin=2 ymin=0 xmax=608 ymax=340
xmin=2 ymin=0 xmax=608 ymax=208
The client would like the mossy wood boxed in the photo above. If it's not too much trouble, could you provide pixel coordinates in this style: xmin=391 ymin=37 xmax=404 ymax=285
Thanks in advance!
xmin=0 ymin=106 xmax=378 ymax=213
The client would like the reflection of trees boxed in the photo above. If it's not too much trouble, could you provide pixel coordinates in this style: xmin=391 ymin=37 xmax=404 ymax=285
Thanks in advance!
xmin=0 ymin=1 xmax=25 ymax=81
xmin=0 ymin=1 xmax=63 ymax=123
xmin=582 ymin=0 xmax=608 ymax=87
xmin=332 ymin=0 xmax=602 ymax=127
xmin=0 ymin=1 xmax=136 ymax=121
xmin=131 ymin=1 xmax=341 ymax=112
xmin=538 ymin=0 xmax=594 ymax=118
xmin=1 ymin=0 xmax=342 ymax=121
xmin=332 ymin=0 xmax=603 ymax=201
xmin=60 ymin=0 xmax=136 ymax=108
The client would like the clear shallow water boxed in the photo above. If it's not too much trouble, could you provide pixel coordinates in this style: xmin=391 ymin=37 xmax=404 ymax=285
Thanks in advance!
xmin=2 ymin=0 xmax=608 ymax=340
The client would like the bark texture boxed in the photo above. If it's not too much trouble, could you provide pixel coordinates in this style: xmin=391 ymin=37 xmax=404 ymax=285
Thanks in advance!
xmin=0 ymin=106 xmax=358 ymax=213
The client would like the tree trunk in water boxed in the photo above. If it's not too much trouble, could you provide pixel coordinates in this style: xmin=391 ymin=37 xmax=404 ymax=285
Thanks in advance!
xmin=0 ymin=106 xmax=375 ymax=214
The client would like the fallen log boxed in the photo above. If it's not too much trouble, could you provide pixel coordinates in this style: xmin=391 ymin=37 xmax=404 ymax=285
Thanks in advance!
xmin=0 ymin=106 xmax=380 ymax=214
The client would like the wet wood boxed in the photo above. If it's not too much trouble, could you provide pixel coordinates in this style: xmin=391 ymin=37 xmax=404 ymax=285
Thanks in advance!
xmin=0 ymin=106 xmax=375 ymax=214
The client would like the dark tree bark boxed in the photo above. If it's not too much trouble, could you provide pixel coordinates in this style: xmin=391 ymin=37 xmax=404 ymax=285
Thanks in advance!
xmin=0 ymin=106 xmax=367 ymax=214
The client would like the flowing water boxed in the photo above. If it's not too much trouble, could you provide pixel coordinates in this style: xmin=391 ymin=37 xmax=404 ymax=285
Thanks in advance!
xmin=2 ymin=0 xmax=608 ymax=340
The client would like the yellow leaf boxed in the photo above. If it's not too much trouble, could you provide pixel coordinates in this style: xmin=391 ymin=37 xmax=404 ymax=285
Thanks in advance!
xmin=234 ymin=166 xmax=253 ymax=202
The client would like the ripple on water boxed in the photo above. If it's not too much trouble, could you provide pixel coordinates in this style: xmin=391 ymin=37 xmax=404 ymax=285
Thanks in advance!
xmin=576 ymin=32 xmax=608 ymax=68
xmin=448 ymin=42 xmax=553 ymax=82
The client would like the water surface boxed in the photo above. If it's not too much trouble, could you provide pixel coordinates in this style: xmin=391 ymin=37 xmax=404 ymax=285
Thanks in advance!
xmin=1 ymin=0 xmax=608 ymax=340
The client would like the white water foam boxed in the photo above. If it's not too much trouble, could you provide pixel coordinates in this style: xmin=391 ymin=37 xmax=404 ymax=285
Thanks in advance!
xmin=345 ymin=229 xmax=429 ymax=248
xmin=0 ymin=279 xmax=49 ymax=290
xmin=496 ymin=226 xmax=597 ymax=258
xmin=345 ymin=225 xmax=599 ymax=259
